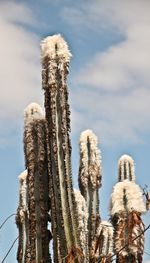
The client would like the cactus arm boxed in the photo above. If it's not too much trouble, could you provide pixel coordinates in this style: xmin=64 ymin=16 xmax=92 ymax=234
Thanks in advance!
xmin=45 ymin=120 xmax=61 ymax=263
xmin=78 ymin=130 xmax=102 ymax=253
xmin=16 ymin=170 xmax=28 ymax=263
xmin=74 ymin=189 xmax=89 ymax=262
xmin=35 ymin=121 xmax=50 ymax=262
xmin=110 ymin=155 xmax=146 ymax=262
xmin=90 ymin=221 xmax=114 ymax=262
xmin=42 ymin=48 xmax=72 ymax=258
xmin=24 ymin=103 xmax=51 ymax=263
xmin=41 ymin=35 xmax=81 ymax=261
xmin=111 ymin=183 xmax=145 ymax=262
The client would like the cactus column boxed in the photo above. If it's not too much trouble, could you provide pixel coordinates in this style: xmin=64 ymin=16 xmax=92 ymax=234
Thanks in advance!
xmin=93 ymin=221 xmax=114 ymax=262
xmin=23 ymin=103 xmax=51 ymax=263
xmin=41 ymin=35 xmax=82 ymax=262
xmin=78 ymin=129 xmax=102 ymax=261
xmin=110 ymin=155 xmax=146 ymax=263
xmin=16 ymin=170 xmax=28 ymax=263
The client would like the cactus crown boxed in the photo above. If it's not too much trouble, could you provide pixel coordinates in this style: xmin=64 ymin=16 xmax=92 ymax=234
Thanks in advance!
xmin=18 ymin=169 xmax=28 ymax=182
xmin=110 ymin=180 xmax=146 ymax=215
xmin=41 ymin=34 xmax=72 ymax=62
xmin=24 ymin=103 xmax=44 ymax=125
xmin=118 ymin=154 xmax=135 ymax=182
xmin=79 ymin=129 xmax=102 ymax=190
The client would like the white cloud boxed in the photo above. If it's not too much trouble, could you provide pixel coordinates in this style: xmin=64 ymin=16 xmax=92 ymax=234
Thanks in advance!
xmin=70 ymin=86 xmax=150 ymax=145
xmin=76 ymin=25 xmax=150 ymax=91
xmin=0 ymin=1 xmax=42 ymax=145
xmin=62 ymin=0 xmax=150 ymax=35
xmin=64 ymin=0 xmax=150 ymax=144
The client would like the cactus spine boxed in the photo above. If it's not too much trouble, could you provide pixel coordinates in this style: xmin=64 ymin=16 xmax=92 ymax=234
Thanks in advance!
xmin=16 ymin=35 xmax=147 ymax=263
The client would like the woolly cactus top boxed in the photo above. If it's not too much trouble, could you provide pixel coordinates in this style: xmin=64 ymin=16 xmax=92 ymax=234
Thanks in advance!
xmin=80 ymin=129 xmax=98 ymax=145
xmin=24 ymin=103 xmax=44 ymax=125
xmin=41 ymin=34 xmax=72 ymax=62
xmin=79 ymin=129 xmax=101 ymax=171
xmin=79 ymin=129 xmax=102 ymax=189
xmin=18 ymin=170 xmax=27 ymax=182
xmin=118 ymin=154 xmax=135 ymax=182
xmin=74 ymin=188 xmax=88 ymax=226
xmin=110 ymin=180 xmax=146 ymax=215
xmin=96 ymin=220 xmax=114 ymax=240
xmin=101 ymin=220 xmax=114 ymax=231
xmin=94 ymin=221 xmax=114 ymax=257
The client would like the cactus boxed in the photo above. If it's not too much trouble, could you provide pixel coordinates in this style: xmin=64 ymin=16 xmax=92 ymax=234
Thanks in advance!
xmin=90 ymin=221 xmax=114 ymax=262
xmin=118 ymin=154 xmax=135 ymax=182
xmin=41 ymin=35 xmax=82 ymax=262
xmin=110 ymin=155 xmax=146 ymax=263
xmin=78 ymin=129 xmax=102 ymax=261
xmin=16 ymin=103 xmax=51 ymax=263
xmin=74 ymin=189 xmax=89 ymax=262
xmin=16 ymin=170 xmax=28 ymax=263
xmin=16 ymin=35 xmax=147 ymax=263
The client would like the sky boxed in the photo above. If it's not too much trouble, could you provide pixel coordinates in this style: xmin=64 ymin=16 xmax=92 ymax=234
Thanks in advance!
xmin=0 ymin=0 xmax=150 ymax=262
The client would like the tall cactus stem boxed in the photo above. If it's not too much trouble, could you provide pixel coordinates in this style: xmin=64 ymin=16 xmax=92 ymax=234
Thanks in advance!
xmin=78 ymin=130 xmax=102 ymax=252
xmin=110 ymin=155 xmax=146 ymax=262
xmin=23 ymin=103 xmax=51 ymax=263
xmin=41 ymin=34 xmax=81 ymax=261
xmin=90 ymin=221 xmax=114 ymax=262
xmin=74 ymin=189 xmax=89 ymax=262
xmin=16 ymin=170 xmax=29 ymax=263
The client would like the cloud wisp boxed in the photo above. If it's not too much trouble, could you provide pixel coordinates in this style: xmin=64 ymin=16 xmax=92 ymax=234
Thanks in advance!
xmin=0 ymin=1 xmax=41 ymax=145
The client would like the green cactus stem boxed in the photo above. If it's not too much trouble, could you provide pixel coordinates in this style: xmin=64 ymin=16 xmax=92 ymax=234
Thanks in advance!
xmin=118 ymin=154 xmax=135 ymax=182
xmin=78 ymin=129 xmax=102 ymax=258
xmin=23 ymin=103 xmax=51 ymax=263
xmin=110 ymin=155 xmax=146 ymax=263
xmin=41 ymin=34 xmax=81 ymax=262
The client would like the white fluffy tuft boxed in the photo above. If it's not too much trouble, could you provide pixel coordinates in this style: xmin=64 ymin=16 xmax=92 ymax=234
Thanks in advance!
xmin=18 ymin=170 xmax=28 ymax=222
xmin=24 ymin=102 xmax=44 ymax=125
xmin=79 ymin=129 xmax=102 ymax=189
xmin=100 ymin=221 xmax=114 ymax=256
xmin=41 ymin=34 xmax=72 ymax=62
xmin=110 ymin=180 xmax=146 ymax=215
xmin=18 ymin=169 xmax=27 ymax=182
xmin=92 ymin=220 xmax=114 ymax=258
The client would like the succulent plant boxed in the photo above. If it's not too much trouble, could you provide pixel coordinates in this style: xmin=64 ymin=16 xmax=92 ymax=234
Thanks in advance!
xmin=78 ymin=129 xmax=102 ymax=261
xmin=110 ymin=154 xmax=146 ymax=263
xmin=16 ymin=35 xmax=147 ymax=263
xmin=16 ymin=103 xmax=51 ymax=263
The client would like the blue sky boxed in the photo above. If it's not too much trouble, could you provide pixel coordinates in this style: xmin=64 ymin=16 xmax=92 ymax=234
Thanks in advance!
xmin=0 ymin=0 xmax=150 ymax=262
